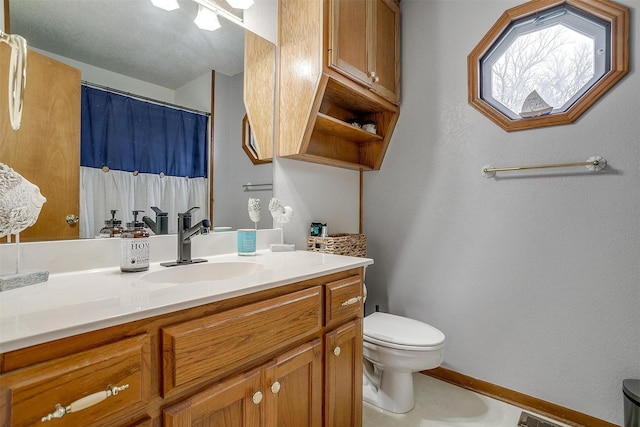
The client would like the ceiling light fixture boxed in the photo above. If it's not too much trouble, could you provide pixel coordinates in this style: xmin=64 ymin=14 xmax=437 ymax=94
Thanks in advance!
xmin=192 ymin=0 xmax=244 ymax=25
xmin=226 ymin=0 xmax=254 ymax=9
xmin=150 ymin=0 xmax=180 ymax=11
xmin=194 ymin=4 xmax=222 ymax=31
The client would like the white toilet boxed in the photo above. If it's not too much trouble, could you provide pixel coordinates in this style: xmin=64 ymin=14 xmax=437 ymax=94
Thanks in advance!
xmin=362 ymin=312 xmax=445 ymax=413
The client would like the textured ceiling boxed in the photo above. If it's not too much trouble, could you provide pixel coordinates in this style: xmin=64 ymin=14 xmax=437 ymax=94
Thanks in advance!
xmin=10 ymin=0 xmax=246 ymax=89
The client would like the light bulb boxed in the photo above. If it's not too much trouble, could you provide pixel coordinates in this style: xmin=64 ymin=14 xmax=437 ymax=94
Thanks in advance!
xmin=150 ymin=0 xmax=180 ymax=11
xmin=194 ymin=5 xmax=221 ymax=31
xmin=226 ymin=0 xmax=254 ymax=10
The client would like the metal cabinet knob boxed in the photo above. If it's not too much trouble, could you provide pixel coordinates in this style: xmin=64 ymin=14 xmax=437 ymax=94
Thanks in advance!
xmin=271 ymin=381 xmax=281 ymax=394
xmin=333 ymin=346 xmax=341 ymax=356
xmin=65 ymin=214 xmax=79 ymax=225
xmin=252 ymin=391 xmax=263 ymax=404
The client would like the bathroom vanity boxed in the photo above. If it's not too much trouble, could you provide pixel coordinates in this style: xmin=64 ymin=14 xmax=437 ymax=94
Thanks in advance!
xmin=0 ymin=250 xmax=371 ymax=426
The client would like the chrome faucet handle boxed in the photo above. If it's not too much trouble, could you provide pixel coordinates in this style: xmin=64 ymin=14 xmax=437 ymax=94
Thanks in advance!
xmin=180 ymin=206 xmax=200 ymax=217
xmin=151 ymin=206 xmax=167 ymax=215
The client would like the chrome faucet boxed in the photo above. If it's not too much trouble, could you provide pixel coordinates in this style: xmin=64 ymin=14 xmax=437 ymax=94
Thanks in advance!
xmin=161 ymin=207 xmax=210 ymax=267
xmin=142 ymin=206 xmax=169 ymax=235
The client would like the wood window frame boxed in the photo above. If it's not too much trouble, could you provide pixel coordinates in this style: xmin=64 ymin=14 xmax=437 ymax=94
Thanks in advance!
xmin=468 ymin=0 xmax=629 ymax=132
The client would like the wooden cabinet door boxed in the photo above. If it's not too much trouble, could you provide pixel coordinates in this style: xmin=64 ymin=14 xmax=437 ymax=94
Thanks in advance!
xmin=371 ymin=0 xmax=400 ymax=104
xmin=328 ymin=0 xmax=372 ymax=87
xmin=163 ymin=369 xmax=263 ymax=427
xmin=0 ymin=334 xmax=151 ymax=427
xmin=264 ymin=339 xmax=323 ymax=427
xmin=162 ymin=286 xmax=321 ymax=395
xmin=328 ymin=0 xmax=400 ymax=105
xmin=325 ymin=275 xmax=364 ymax=329
xmin=0 ymin=46 xmax=80 ymax=242
xmin=325 ymin=318 xmax=363 ymax=427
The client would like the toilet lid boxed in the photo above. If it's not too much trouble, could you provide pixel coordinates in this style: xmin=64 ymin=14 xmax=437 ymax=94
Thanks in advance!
xmin=363 ymin=312 xmax=445 ymax=348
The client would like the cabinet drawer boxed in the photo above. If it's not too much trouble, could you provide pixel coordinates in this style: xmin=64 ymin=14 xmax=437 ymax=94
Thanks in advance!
xmin=162 ymin=286 xmax=322 ymax=395
xmin=0 ymin=334 xmax=151 ymax=427
xmin=325 ymin=275 xmax=363 ymax=327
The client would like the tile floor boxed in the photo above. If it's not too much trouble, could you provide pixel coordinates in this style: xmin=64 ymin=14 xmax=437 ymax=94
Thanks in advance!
xmin=363 ymin=374 xmax=572 ymax=427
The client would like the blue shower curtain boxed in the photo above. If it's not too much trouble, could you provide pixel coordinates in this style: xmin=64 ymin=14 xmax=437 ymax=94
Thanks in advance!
xmin=81 ymin=86 xmax=208 ymax=178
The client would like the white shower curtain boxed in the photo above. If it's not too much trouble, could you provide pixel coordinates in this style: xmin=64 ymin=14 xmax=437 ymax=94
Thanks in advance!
xmin=80 ymin=166 xmax=208 ymax=238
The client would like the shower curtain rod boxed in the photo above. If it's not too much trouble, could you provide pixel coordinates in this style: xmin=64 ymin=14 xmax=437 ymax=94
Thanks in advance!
xmin=81 ymin=81 xmax=211 ymax=117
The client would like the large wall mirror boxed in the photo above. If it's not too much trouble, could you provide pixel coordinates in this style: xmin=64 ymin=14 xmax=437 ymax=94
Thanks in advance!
xmin=1 ymin=0 xmax=275 ymax=242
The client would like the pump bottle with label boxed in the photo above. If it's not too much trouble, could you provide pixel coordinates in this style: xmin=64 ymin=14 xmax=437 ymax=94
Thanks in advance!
xmin=99 ymin=209 xmax=125 ymax=238
xmin=120 ymin=210 xmax=150 ymax=272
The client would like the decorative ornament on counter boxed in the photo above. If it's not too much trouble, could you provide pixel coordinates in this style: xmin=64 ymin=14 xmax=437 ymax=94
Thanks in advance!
xmin=0 ymin=162 xmax=49 ymax=291
xmin=268 ymin=198 xmax=295 ymax=252
xmin=248 ymin=198 xmax=261 ymax=229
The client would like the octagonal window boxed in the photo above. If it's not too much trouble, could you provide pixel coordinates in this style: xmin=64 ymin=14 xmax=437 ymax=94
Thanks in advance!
xmin=482 ymin=5 xmax=608 ymax=120
xmin=468 ymin=0 xmax=629 ymax=131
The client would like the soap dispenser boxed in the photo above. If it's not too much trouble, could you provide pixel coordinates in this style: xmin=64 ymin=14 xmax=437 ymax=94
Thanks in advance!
xmin=120 ymin=210 xmax=150 ymax=272
xmin=99 ymin=209 xmax=124 ymax=238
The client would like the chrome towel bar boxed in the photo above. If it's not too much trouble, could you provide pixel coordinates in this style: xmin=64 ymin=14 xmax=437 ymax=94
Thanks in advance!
xmin=243 ymin=182 xmax=273 ymax=191
xmin=483 ymin=156 xmax=607 ymax=177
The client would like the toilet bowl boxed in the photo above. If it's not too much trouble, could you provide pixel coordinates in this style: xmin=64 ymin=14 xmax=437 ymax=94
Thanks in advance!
xmin=362 ymin=312 xmax=445 ymax=413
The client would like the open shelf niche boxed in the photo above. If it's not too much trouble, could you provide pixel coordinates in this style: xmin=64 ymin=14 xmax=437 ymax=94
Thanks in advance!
xmin=294 ymin=76 xmax=399 ymax=171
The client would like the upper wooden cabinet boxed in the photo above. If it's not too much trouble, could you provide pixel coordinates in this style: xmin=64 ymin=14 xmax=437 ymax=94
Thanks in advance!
xmin=328 ymin=0 xmax=400 ymax=105
xmin=278 ymin=0 xmax=401 ymax=171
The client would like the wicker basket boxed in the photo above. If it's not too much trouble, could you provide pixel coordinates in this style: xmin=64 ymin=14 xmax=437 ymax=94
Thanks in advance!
xmin=306 ymin=233 xmax=367 ymax=257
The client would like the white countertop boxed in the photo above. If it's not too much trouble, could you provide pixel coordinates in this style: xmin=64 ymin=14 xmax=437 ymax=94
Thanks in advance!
xmin=0 ymin=250 xmax=372 ymax=353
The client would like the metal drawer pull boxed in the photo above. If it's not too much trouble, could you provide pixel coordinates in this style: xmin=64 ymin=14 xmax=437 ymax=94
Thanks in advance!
xmin=41 ymin=384 xmax=129 ymax=422
xmin=333 ymin=346 xmax=341 ymax=356
xmin=271 ymin=381 xmax=281 ymax=394
xmin=252 ymin=391 xmax=263 ymax=404
xmin=341 ymin=296 xmax=362 ymax=307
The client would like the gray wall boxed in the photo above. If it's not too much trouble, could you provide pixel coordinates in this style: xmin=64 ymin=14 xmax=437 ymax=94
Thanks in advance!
xmin=213 ymin=71 xmax=273 ymax=230
xmin=363 ymin=0 xmax=640 ymax=424
xmin=273 ymin=157 xmax=360 ymax=249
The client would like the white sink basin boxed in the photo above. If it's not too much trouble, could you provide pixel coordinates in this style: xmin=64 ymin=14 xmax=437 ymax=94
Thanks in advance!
xmin=142 ymin=261 xmax=265 ymax=284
